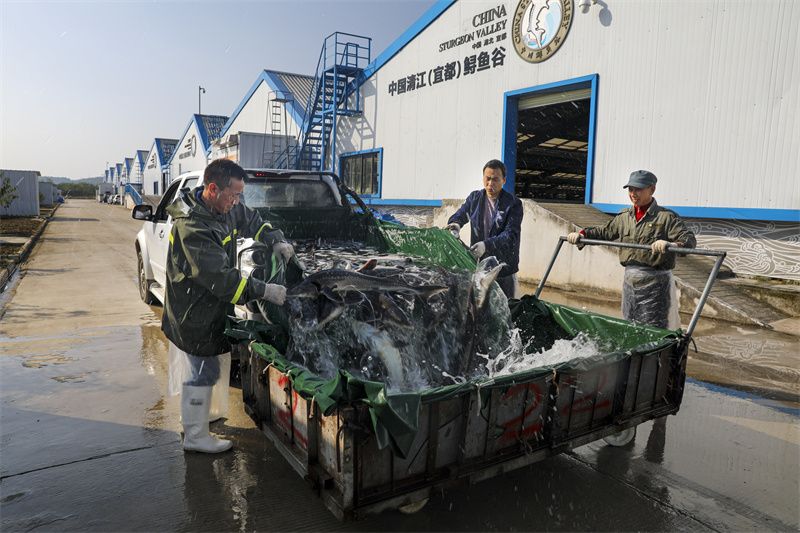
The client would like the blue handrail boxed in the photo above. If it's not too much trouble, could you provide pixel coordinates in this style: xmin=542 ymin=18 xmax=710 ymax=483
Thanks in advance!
xmin=297 ymin=32 xmax=371 ymax=171
xmin=125 ymin=183 xmax=143 ymax=206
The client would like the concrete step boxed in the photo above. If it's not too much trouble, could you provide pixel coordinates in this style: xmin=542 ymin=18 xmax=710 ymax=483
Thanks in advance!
xmin=534 ymin=201 xmax=791 ymax=327
xmin=142 ymin=195 xmax=161 ymax=208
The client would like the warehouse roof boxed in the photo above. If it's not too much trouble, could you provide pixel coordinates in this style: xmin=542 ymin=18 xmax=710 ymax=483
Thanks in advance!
xmin=136 ymin=150 xmax=149 ymax=168
xmin=1 ymin=169 xmax=41 ymax=183
xmin=197 ymin=114 xmax=229 ymax=149
xmin=168 ymin=114 xmax=230 ymax=166
xmin=218 ymin=69 xmax=314 ymax=141
xmin=154 ymin=138 xmax=178 ymax=167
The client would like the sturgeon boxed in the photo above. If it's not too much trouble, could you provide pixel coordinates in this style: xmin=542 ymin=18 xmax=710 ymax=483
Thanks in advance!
xmin=286 ymin=269 xmax=447 ymax=328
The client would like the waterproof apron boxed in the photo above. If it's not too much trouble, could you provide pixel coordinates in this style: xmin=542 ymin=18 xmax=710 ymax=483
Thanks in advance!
xmin=621 ymin=265 xmax=679 ymax=329
xmin=168 ymin=344 xmax=231 ymax=421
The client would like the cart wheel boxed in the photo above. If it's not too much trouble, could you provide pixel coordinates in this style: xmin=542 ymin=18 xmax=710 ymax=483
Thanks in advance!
xmin=398 ymin=498 xmax=429 ymax=514
xmin=604 ymin=427 xmax=636 ymax=447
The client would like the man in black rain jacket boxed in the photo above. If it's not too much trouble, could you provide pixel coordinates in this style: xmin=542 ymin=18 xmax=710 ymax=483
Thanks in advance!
xmin=163 ymin=159 xmax=290 ymax=453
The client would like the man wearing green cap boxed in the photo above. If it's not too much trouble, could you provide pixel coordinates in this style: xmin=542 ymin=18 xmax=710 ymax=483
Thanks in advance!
xmin=567 ymin=170 xmax=696 ymax=328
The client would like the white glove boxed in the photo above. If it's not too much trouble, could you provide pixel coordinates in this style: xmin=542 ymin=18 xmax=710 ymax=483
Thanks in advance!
xmin=469 ymin=241 xmax=486 ymax=259
xmin=567 ymin=232 xmax=585 ymax=250
xmin=262 ymin=283 xmax=287 ymax=305
xmin=273 ymin=241 xmax=294 ymax=262
xmin=446 ymin=222 xmax=461 ymax=238
xmin=651 ymin=240 xmax=673 ymax=254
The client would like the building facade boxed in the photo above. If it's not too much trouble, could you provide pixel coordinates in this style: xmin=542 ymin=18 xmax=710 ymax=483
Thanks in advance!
xmin=211 ymin=70 xmax=313 ymax=168
xmin=0 ymin=169 xmax=40 ymax=216
xmin=168 ymin=114 xmax=228 ymax=179
xmin=142 ymin=139 xmax=178 ymax=196
xmin=329 ymin=0 xmax=799 ymax=279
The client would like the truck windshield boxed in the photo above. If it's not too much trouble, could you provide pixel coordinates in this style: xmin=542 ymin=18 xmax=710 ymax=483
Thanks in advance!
xmin=242 ymin=178 xmax=341 ymax=208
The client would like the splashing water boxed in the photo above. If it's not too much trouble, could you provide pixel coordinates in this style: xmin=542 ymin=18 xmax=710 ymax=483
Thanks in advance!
xmin=351 ymin=322 xmax=404 ymax=387
xmin=482 ymin=331 xmax=603 ymax=377
xmin=279 ymin=241 xmax=608 ymax=393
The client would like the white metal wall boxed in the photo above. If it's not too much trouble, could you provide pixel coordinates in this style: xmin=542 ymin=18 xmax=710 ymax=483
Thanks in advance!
xmin=337 ymin=0 xmax=800 ymax=211
xmin=142 ymin=146 xmax=162 ymax=196
xmin=170 ymin=121 xmax=208 ymax=180
xmin=0 ymin=173 xmax=39 ymax=216
xmin=223 ymin=80 xmax=302 ymax=143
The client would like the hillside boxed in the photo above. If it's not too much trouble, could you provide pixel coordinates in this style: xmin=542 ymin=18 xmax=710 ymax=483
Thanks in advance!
xmin=40 ymin=176 xmax=103 ymax=185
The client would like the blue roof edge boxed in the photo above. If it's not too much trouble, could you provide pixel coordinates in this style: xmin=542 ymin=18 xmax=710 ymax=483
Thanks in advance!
xmin=265 ymin=72 xmax=308 ymax=132
xmin=196 ymin=114 xmax=229 ymax=152
xmin=213 ymin=70 xmax=309 ymax=157
xmin=154 ymin=138 xmax=178 ymax=168
xmin=360 ymin=0 xmax=457 ymax=83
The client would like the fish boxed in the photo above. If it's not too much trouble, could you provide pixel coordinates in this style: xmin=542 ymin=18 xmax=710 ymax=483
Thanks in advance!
xmin=286 ymin=269 xmax=447 ymax=328
xmin=472 ymin=256 xmax=506 ymax=310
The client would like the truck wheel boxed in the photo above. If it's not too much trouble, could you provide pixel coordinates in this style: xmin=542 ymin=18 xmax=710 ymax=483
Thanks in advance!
xmin=603 ymin=427 xmax=636 ymax=447
xmin=138 ymin=251 xmax=157 ymax=304
xmin=398 ymin=498 xmax=429 ymax=514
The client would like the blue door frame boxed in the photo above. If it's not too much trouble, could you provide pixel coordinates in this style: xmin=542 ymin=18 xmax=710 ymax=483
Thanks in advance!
xmin=501 ymin=74 xmax=599 ymax=204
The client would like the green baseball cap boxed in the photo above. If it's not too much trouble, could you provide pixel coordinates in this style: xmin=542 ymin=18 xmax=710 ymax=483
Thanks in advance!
xmin=624 ymin=170 xmax=657 ymax=189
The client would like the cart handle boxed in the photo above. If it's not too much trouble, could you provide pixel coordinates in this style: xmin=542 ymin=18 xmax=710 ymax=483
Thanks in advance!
xmin=534 ymin=236 xmax=727 ymax=339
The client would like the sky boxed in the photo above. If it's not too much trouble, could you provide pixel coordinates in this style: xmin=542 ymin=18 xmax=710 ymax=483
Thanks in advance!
xmin=0 ymin=0 xmax=437 ymax=179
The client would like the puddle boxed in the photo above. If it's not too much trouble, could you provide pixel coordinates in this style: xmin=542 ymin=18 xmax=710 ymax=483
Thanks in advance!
xmin=21 ymin=354 xmax=73 ymax=368
xmin=528 ymin=284 xmax=800 ymax=399
xmin=50 ymin=374 xmax=91 ymax=383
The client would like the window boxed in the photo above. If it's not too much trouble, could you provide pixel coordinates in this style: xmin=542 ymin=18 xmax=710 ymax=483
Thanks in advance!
xmin=153 ymin=181 xmax=159 ymax=195
xmin=340 ymin=149 xmax=381 ymax=197
xmin=154 ymin=177 xmax=197 ymax=221
xmin=243 ymin=177 xmax=340 ymax=208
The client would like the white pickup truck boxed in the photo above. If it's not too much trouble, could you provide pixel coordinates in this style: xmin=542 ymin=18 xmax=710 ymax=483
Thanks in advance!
xmin=131 ymin=168 xmax=363 ymax=307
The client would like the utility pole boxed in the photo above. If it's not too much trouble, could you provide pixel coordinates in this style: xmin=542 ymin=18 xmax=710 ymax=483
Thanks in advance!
xmin=198 ymin=86 xmax=206 ymax=114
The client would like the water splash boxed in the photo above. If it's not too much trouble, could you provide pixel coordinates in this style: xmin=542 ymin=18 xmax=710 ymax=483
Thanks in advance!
xmin=482 ymin=331 xmax=602 ymax=377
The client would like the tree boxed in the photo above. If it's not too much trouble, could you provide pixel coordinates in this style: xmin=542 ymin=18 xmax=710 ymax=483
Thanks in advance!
xmin=0 ymin=171 xmax=18 ymax=208
xmin=59 ymin=182 xmax=97 ymax=198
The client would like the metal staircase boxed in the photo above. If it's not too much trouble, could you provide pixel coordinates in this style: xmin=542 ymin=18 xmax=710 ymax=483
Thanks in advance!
xmin=294 ymin=32 xmax=371 ymax=172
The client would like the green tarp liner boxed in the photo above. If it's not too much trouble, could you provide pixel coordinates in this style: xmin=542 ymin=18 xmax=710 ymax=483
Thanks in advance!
xmin=376 ymin=222 xmax=477 ymax=271
xmin=228 ymin=222 xmax=683 ymax=458
xmin=229 ymin=294 xmax=681 ymax=459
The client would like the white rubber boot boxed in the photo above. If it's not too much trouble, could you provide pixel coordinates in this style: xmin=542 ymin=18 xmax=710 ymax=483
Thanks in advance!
xmin=181 ymin=385 xmax=232 ymax=453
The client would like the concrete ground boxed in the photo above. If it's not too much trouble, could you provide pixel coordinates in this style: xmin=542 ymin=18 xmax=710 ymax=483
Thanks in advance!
xmin=1 ymin=199 xmax=798 ymax=531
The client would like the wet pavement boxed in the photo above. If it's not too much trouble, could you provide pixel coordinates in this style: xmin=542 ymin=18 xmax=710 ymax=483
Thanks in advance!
xmin=1 ymin=200 xmax=799 ymax=531
xmin=534 ymin=284 xmax=800 ymax=401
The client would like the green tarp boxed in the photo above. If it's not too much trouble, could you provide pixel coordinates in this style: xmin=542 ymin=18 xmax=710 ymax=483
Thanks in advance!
xmin=228 ymin=222 xmax=682 ymax=458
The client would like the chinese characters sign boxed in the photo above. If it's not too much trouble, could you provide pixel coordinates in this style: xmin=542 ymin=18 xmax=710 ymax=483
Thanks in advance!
xmin=387 ymin=46 xmax=507 ymax=96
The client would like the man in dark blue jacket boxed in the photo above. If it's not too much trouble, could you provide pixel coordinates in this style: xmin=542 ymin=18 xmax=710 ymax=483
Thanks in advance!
xmin=446 ymin=159 xmax=523 ymax=298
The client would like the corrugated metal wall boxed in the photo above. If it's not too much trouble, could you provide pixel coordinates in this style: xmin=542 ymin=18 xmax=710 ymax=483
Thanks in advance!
xmin=0 ymin=172 xmax=39 ymax=217
xmin=39 ymin=182 xmax=57 ymax=206
xmin=338 ymin=0 xmax=799 ymax=212
xmin=237 ymin=132 xmax=297 ymax=168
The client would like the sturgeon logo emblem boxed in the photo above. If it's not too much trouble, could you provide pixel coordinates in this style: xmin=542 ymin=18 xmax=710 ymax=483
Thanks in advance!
xmin=512 ymin=0 xmax=574 ymax=63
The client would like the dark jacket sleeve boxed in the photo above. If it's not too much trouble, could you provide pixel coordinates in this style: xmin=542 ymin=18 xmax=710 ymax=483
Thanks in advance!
xmin=583 ymin=214 xmax=624 ymax=241
xmin=666 ymin=215 xmax=697 ymax=249
xmin=176 ymin=220 xmax=260 ymax=305
xmin=448 ymin=191 xmax=477 ymax=227
xmin=484 ymin=197 xmax=522 ymax=257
